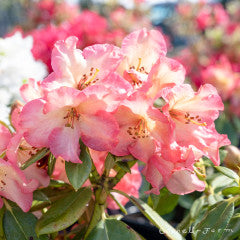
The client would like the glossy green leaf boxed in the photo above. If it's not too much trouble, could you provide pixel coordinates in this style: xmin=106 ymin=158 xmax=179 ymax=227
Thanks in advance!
xmin=47 ymin=153 xmax=56 ymax=176
xmin=109 ymin=193 xmax=127 ymax=215
xmin=222 ymin=186 xmax=240 ymax=196
xmin=207 ymin=194 xmax=223 ymax=206
xmin=3 ymin=205 xmax=47 ymax=240
xmin=65 ymin=142 xmax=92 ymax=191
xmin=86 ymin=218 xmax=141 ymax=240
xmin=36 ymin=187 xmax=92 ymax=235
xmin=193 ymin=201 xmax=234 ymax=240
xmin=130 ymin=196 xmax=184 ymax=240
xmin=20 ymin=148 xmax=50 ymax=170
xmin=215 ymin=166 xmax=239 ymax=182
xmin=33 ymin=190 xmax=50 ymax=202
xmin=150 ymin=188 xmax=179 ymax=215
xmin=220 ymin=208 xmax=240 ymax=240
xmin=190 ymin=196 xmax=205 ymax=220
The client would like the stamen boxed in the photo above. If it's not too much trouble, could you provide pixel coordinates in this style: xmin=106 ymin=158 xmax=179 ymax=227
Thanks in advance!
xmin=64 ymin=108 xmax=80 ymax=129
xmin=184 ymin=112 xmax=207 ymax=126
xmin=136 ymin=58 xmax=142 ymax=71
xmin=84 ymin=68 xmax=100 ymax=86
xmin=127 ymin=119 xmax=149 ymax=139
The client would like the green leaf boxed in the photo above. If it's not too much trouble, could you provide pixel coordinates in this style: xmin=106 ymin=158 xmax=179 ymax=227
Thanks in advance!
xmin=47 ymin=154 xmax=56 ymax=176
xmin=86 ymin=218 xmax=141 ymax=240
xmin=193 ymin=201 xmax=234 ymax=240
xmin=36 ymin=187 xmax=92 ymax=235
xmin=115 ymin=161 xmax=131 ymax=173
xmin=109 ymin=193 xmax=127 ymax=215
xmin=222 ymin=186 xmax=240 ymax=196
xmin=20 ymin=148 xmax=50 ymax=170
xmin=215 ymin=166 xmax=239 ymax=183
xmin=65 ymin=142 xmax=92 ymax=191
xmin=130 ymin=196 xmax=184 ymax=240
xmin=33 ymin=190 xmax=50 ymax=202
xmin=219 ymin=149 xmax=228 ymax=164
xmin=190 ymin=196 xmax=205 ymax=220
xmin=0 ymin=207 xmax=5 ymax=239
xmin=220 ymin=208 xmax=240 ymax=240
xmin=150 ymin=188 xmax=179 ymax=215
xmin=3 ymin=204 xmax=47 ymax=240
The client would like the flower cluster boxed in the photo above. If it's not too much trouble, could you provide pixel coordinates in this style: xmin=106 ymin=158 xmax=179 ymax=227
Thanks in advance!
xmin=0 ymin=28 xmax=230 ymax=212
xmin=175 ymin=2 xmax=240 ymax=117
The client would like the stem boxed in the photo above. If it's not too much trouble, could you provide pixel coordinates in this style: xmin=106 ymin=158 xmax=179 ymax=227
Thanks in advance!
xmin=176 ymin=213 xmax=192 ymax=237
xmin=83 ymin=187 xmax=107 ymax=239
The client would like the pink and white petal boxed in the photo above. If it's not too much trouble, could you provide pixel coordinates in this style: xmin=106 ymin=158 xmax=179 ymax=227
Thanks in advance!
xmin=148 ymin=107 xmax=173 ymax=145
xmin=41 ymin=72 xmax=75 ymax=91
xmin=83 ymin=44 xmax=123 ymax=80
xmin=20 ymin=78 xmax=44 ymax=102
xmin=80 ymin=111 xmax=119 ymax=151
xmin=170 ymin=84 xmax=224 ymax=124
xmin=110 ymin=125 xmax=134 ymax=156
xmin=121 ymin=28 xmax=167 ymax=72
xmin=0 ymin=160 xmax=38 ymax=212
xmin=51 ymin=37 xmax=86 ymax=82
xmin=1 ymin=178 xmax=38 ymax=212
xmin=114 ymin=105 xmax=141 ymax=127
xmin=43 ymin=86 xmax=86 ymax=113
xmin=23 ymin=165 xmax=50 ymax=187
xmin=20 ymin=99 xmax=64 ymax=147
xmin=101 ymin=72 xmax=133 ymax=96
xmin=48 ymin=126 xmax=82 ymax=163
xmin=146 ymin=56 xmax=186 ymax=99
xmin=77 ymin=93 xmax=108 ymax=115
xmin=129 ymin=137 xmax=156 ymax=163
xmin=166 ymin=170 xmax=205 ymax=195
xmin=142 ymin=159 xmax=164 ymax=194
xmin=6 ymin=132 xmax=23 ymax=164
xmin=0 ymin=124 xmax=11 ymax=154
xmin=192 ymin=125 xmax=230 ymax=165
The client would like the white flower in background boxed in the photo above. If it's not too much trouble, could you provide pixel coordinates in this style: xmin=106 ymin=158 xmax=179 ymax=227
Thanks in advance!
xmin=0 ymin=32 xmax=47 ymax=122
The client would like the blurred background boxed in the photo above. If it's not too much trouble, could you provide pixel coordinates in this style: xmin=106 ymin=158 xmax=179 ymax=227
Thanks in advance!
xmin=0 ymin=1 xmax=239 ymax=239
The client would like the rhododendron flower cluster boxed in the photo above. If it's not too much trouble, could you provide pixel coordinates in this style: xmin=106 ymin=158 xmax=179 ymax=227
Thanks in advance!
xmin=0 ymin=27 xmax=230 ymax=215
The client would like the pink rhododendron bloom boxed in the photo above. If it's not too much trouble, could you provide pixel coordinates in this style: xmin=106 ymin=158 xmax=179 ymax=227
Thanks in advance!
xmin=111 ymin=92 xmax=172 ymax=163
xmin=20 ymin=87 xmax=119 ymax=163
xmin=7 ymin=134 xmax=50 ymax=187
xmin=143 ymin=146 xmax=205 ymax=195
xmin=3 ymin=106 xmax=50 ymax=187
xmin=201 ymin=56 xmax=239 ymax=100
xmin=20 ymin=78 xmax=45 ymax=102
xmin=144 ymin=55 xmax=185 ymax=100
xmin=117 ymin=28 xmax=167 ymax=89
xmin=196 ymin=4 xmax=229 ymax=30
xmin=0 ymin=158 xmax=38 ymax=212
xmin=42 ymin=36 xmax=124 ymax=92
xmin=161 ymin=84 xmax=230 ymax=165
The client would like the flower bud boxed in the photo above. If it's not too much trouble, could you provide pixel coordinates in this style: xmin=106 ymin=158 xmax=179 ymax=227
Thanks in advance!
xmin=224 ymin=145 xmax=240 ymax=174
